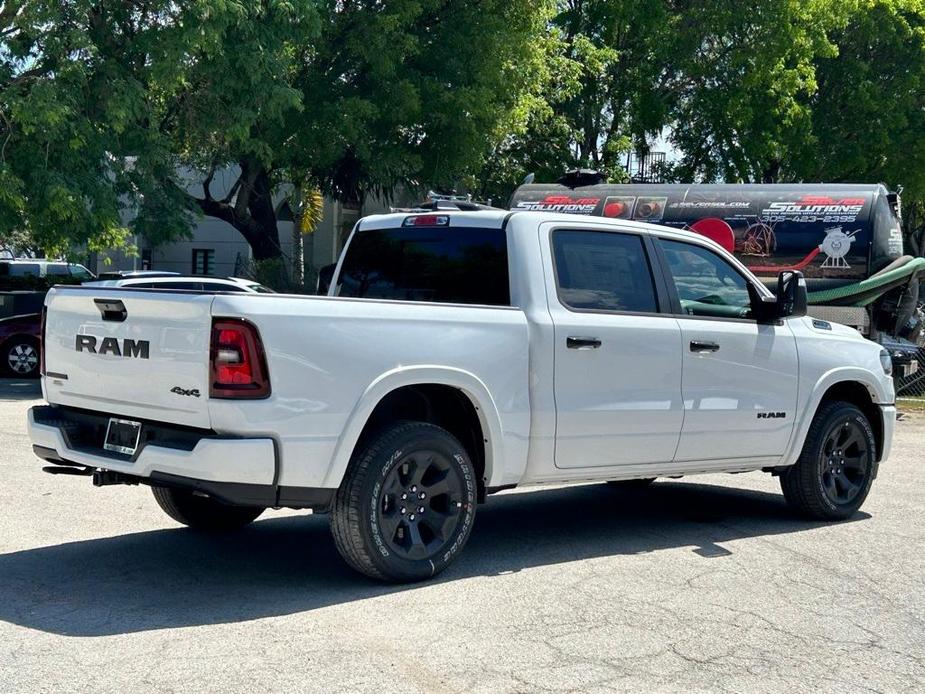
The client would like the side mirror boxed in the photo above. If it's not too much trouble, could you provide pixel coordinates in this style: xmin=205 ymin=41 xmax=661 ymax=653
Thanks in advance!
xmin=776 ymin=270 xmax=807 ymax=318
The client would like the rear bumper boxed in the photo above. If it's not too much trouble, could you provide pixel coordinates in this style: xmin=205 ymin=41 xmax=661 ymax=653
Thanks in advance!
xmin=27 ymin=405 xmax=333 ymax=510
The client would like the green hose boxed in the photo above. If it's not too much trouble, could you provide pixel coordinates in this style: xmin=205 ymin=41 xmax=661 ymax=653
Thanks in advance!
xmin=806 ymin=257 xmax=925 ymax=306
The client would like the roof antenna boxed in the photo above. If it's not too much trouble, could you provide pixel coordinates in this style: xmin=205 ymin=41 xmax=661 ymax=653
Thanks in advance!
xmin=522 ymin=172 xmax=535 ymax=185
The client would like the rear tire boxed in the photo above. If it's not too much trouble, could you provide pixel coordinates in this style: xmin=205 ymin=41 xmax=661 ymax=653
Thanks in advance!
xmin=3 ymin=336 xmax=39 ymax=378
xmin=330 ymin=421 xmax=478 ymax=582
xmin=780 ymin=401 xmax=876 ymax=520
xmin=151 ymin=486 xmax=264 ymax=530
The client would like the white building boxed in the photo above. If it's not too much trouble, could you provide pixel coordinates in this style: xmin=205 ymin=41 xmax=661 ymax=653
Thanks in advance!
xmin=89 ymin=168 xmax=405 ymax=285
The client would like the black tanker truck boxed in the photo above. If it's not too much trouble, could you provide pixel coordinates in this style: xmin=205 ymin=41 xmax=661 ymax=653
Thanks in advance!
xmin=508 ymin=173 xmax=925 ymax=388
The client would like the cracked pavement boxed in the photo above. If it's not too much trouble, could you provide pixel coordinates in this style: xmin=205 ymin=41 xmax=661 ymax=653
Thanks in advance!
xmin=0 ymin=379 xmax=922 ymax=693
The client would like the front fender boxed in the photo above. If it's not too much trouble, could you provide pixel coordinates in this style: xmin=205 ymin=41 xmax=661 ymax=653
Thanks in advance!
xmin=783 ymin=367 xmax=892 ymax=465
xmin=321 ymin=366 xmax=510 ymax=489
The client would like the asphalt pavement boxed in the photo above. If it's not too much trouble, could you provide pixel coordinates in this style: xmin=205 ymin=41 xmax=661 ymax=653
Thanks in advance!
xmin=1 ymin=379 xmax=922 ymax=693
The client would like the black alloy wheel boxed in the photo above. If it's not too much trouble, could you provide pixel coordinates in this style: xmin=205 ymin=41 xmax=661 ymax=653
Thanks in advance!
xmin=376 ymin=449 xmax=467 ymax=560
xmin=818 ymin=417 xmax=871 ymax=506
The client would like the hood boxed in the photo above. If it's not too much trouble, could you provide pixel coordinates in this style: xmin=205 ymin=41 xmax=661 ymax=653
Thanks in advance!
xmin=803 ymin=316 xmax=865 ymax=340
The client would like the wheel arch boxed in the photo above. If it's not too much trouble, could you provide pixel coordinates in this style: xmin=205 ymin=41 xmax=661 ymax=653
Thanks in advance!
xmin=323 ymin=367 xmax=506 ymax=493
xmin=787 ymin=370 xmax=889 ymax=465
xmin=2 ymin=332 xmax=38 ymax=348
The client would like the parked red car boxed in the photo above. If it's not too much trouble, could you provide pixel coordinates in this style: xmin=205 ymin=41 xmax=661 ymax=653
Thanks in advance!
xmin=0 ymin=313 xmax=41 ymax=378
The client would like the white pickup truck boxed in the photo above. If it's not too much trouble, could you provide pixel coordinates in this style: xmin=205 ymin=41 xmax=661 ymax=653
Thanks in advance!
xmin=29 ymin=209 xmax=896 ymax=581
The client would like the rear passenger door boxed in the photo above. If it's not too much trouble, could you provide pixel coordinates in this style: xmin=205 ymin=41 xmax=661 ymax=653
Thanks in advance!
xmin=547 ymin=226 xmax=685 ymax=469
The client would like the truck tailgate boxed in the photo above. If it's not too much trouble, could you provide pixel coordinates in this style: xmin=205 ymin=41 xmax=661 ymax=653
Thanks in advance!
xmin=42 ymin=288 xmax=214 ymax=429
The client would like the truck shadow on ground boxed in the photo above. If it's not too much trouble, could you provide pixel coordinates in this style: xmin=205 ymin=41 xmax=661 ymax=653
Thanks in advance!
xmin=0 ymin=378 xmax=41 ymax=401
xmin=0 ymin=481 xmax=867 ymax=636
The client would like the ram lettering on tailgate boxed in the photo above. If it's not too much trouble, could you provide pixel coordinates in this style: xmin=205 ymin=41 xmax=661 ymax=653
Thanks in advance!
xmin=75 ymin=335 xmax=150 ymax=359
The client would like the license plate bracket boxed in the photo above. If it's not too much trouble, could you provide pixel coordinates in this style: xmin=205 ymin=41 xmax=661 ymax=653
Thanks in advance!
xmin=103 ymin=418 xmax=142 ymax=456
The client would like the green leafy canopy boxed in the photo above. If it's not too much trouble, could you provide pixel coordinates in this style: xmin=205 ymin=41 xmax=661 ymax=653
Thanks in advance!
xmin=1 ymin=0 xmax=553 ymax=259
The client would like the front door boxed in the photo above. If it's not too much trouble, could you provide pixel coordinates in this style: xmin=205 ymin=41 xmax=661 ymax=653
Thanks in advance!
xmin=549 ymin=227 xmax=685 ymax=468
xmin=657 ymin=238 xmax=799 ymax=462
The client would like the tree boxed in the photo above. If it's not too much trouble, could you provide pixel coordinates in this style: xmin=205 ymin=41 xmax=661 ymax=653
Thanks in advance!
xmin=291 ymin=183 xmax=324 ymax=289
xmin=481 ymin=0 xmax=855 ymax=195
xmin=790 ymin=1 xmax=925 ymax=198
xmin=0 ymin=0 xmax=143 ymax=257
xmin=665 ymin=0 xmax=855 ymax=183
xmin=1 ymin=1 xmax=552 ymax=262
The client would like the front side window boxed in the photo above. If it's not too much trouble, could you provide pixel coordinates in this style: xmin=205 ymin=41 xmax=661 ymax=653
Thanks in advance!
xmin=336 ymin=226 xmax=509 ymax=305
xmin=201 ymin=282 xmax=243 ymax=292
xmin=45 ymin=263 xmax=70 ymax=276
xmin=659 ymin=239 xmax=752 ymax=319
xmin=551 ymin=230 xmax=659 ymax=312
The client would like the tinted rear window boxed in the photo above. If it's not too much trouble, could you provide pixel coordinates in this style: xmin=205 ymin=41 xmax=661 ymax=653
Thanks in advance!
xmin=552 ymin=230 xmax=659 ymax=312
xmin=336 ymin=226 xmax=510 ymax=305
xmin=2 ymin=263 xmax=40 ymax=277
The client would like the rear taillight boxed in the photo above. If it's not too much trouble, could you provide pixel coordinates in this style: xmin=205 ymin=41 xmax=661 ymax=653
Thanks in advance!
xmin=39 ymin=306 xmax=47 ymax=376
xmin=209 ymin=319 xmax=270 ymax=399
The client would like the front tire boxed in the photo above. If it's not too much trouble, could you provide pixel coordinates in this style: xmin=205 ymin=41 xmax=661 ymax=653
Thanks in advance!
xmin=151 ymin=486 xmax=264 ymax=530
xmin=780 ymin=401 xmax=876 ymax=520
xmin=330 ymin=422 xmax=478 ymax=582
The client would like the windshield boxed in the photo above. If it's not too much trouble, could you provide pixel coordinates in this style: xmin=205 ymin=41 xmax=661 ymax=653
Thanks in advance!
xmin=67 ymin=264 xmax=95 ymax=280
xmin=246 ymin=283 xmax=275 ymax=293
xmin=336 ymin=226 xmax=510 ymax=306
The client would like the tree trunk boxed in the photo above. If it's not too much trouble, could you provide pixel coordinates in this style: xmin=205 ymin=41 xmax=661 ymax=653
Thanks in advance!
xmin=247 ymin=168 xmax=282 ymax=261
xmin=188 ymin=161 xmax=283 ymax=262
xmin=291 ymin=193 xmax=304 ymax=290
xmin=761 ymin=159 xmax=781 ymax=184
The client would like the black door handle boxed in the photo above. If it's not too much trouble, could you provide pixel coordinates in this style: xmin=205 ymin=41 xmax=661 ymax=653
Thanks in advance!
xmin=690 ymin=340 xmax=720 ymax=353
xmin=567 ymin=336 xmax=602 ymax=350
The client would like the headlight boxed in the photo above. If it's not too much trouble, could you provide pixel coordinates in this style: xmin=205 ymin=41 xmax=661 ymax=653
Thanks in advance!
xmin=880 ymin=349 xmax=893 ymax=376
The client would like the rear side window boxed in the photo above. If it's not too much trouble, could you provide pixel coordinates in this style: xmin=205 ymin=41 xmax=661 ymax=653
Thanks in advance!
xmin=551 ymin=230 xmax=659 ymax=312
xmin=5 ymin=263 xmax=40 ymax=277
xmin=336 ymin=226 xmax=510 ymax=305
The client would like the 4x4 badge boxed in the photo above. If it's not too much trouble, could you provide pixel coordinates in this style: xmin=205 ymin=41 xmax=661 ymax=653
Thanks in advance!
xmin=170 ymin=386 xmax=201 ymax=398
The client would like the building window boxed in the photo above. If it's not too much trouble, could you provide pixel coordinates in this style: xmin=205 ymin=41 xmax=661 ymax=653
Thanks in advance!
xmin=192 ymin=249 xmax=215 ymax=276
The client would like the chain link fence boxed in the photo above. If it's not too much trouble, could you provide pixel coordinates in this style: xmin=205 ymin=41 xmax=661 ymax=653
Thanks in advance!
xmin=896 ymin=347 xmax=925 ymax=398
